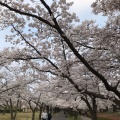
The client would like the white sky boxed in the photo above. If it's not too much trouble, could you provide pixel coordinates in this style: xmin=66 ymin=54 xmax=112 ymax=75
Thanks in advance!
xmin=66 ymin=0 xmax=107 ymax=24
xmin=0 ymin=0 xmax=107 ymax=50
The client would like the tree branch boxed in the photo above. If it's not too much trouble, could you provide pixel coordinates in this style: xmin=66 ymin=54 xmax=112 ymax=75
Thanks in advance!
xmin=11 ymin=24 xmax=41 ymax=56
xmin=0 ymin=1 xmax=54 ymax=27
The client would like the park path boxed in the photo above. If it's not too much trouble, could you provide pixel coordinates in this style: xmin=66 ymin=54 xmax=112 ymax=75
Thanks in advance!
xmin=52 ymin=111 xmax=67 ymax=120
xmin=81 ymin=116 xmax=92 ymax=120
xmin=52 ymin=111 xmax=91 ymax=120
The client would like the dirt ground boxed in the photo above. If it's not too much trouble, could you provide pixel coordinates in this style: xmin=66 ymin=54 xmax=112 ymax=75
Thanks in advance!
xmin=97 ymin=113 xmax=120 ymax=120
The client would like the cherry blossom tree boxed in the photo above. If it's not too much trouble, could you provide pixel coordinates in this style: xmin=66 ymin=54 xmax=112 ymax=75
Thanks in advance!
xmin=0 ymin=62 xmax=42 ymax=120
xmin=0 ymin=0 xmax=119 ymax=98
xmin=0 ymin=69 xmax=21 ymax=120
xmin=20 ymin=90 xmax=39 ymax=120
xmin=48 ymin=63 xmax=119 ymax=119
xmin=91 ymin=0 xmax=120 ymax=15
xmin=0 ymin=0 xmax=120 ymax=120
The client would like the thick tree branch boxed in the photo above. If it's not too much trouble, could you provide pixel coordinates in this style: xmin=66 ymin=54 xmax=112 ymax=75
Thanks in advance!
xmin=40 ymin=0 xmax=52 ymax=16
xmin=0 ymin=2 xmax=54 ymax=28
xmin=53 ymin=18 xmax=120 ymax=98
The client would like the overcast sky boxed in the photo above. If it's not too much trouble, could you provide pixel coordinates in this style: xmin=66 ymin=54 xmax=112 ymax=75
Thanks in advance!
xmin=0 ymin=0 xmax=107 ymax=50
xmin=67 ymin=0 xmax=107 ymax=24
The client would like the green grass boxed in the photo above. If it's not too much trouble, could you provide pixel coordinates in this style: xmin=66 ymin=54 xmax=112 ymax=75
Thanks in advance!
xmin=0 ymin=112 xmax=39 ymax=120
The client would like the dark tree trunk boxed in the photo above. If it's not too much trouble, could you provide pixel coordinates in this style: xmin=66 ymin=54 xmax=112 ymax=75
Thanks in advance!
xmin=46 ymin=105 xmax=49 ymax=114
xmin=10 ymin=112 xmax=14 ymax=120
xmin=90 ymin=112 xmax=97 ymax=120
xmin=9 ymin=99 xmax=15 ymax=120
xmin=82 ymin=96 xmax=97 ymax=120
xmin=32 ymin=110 xmax=35 ymax=120
xmin=88 ymin=97 xmax=97 ymax=120
xmin=39 ymin=105 xmax=43 ymax=120
xmin=14 ymin=99 xmax=19 ymax=119
xmin=113 ymin=99 xmax=120 ymax=108
xmin=112 ymin=104 xmax=117 ymax=112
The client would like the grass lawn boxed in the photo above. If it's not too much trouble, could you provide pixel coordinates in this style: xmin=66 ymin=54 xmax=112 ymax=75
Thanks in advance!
xmin=0 ymin=112 xmax=39 ymax=120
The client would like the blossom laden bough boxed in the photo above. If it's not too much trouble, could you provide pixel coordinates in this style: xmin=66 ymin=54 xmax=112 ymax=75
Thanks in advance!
xmin=0 ymin=1 xmax=120 ymax=119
